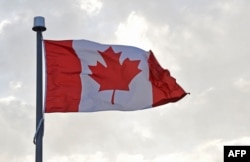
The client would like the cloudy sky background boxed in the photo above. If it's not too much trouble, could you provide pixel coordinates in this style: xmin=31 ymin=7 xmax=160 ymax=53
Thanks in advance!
xmin=1 ymin=0 xmax=250 ymax=161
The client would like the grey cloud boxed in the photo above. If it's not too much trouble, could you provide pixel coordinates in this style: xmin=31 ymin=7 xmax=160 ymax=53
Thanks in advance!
xmin=0 ymin=0 xmax=250 ymax=161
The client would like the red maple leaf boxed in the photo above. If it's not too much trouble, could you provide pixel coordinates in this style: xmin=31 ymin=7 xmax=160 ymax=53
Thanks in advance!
xmin=88 ymin=46 xmax=141 ymax=104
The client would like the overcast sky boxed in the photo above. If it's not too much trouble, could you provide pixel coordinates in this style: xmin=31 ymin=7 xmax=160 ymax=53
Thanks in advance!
xmin=1 ymin=0 xmax=250 ymax=161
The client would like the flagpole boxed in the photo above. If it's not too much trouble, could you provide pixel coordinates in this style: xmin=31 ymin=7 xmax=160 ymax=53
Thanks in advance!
xmin=32 ymin=16 xmax=46 ymax=162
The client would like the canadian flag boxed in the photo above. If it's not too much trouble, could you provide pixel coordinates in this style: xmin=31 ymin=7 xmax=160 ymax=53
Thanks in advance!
xmin=44 ymin=39 xmax=187 ymax=113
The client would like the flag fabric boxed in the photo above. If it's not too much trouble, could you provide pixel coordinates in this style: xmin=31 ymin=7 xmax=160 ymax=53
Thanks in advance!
xmin=44 ymin=39 xmax=187 ymax=113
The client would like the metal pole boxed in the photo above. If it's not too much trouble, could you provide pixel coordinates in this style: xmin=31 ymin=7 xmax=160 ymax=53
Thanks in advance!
xmin=32 ymin=16 xmax=46 ymax=162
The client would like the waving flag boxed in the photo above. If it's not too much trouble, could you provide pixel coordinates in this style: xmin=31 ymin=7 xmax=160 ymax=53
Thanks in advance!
xmin=44 ymin=39 xmax=187 ymax=112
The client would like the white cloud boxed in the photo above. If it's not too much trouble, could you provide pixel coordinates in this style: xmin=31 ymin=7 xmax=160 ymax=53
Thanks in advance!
xmin=114 ymin=11 xmax=181 ymax=71
xmin=215 ymin=0 xmax=241 ymax=15
xmin=4 ymin=155 xmax=34 ymax=162
xmin=194 ymin=87 xmax=215 ymax=105
xmin=78 ymin=0 xmax=103 ymax=15
xmin=28 ymin=137 xmax=250 ymax=162
xmin=45 ymin=152 xmax=108 ymax=162
xmin=234 ymin=78 xmax=250 ymax=92
xmin=0 ymin=96 xmax=16 ymax=105
xmin=224 ymin=136 xmax=250 ymax=145
xmin=0 ymin=95 xmax=34 ymax=162
xmin=116 ymin=153 xmax=146 ymax=162
xmin=152 ymin=137 xmax=250 ymax=162
xmin=0 ymin=95 xmax=28 ymax=106
xmin=132 ymin=122 xmax=153 ymax=140
xmin=0 ymin=19 xmax=11 ymax=33
xmin=115 ymin=11 xmax=152 ymax=48
xmin=9 ymin=81 xmax=22 ymax=90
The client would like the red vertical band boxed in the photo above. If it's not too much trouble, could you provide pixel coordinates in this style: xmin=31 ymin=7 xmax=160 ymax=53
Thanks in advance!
xmin=148 ymin=51 xmax=187 ymax=107
xmin=45 ymin=40 xmax=82 ymax=112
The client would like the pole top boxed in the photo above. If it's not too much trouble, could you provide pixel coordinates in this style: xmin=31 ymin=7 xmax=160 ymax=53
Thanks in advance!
xmin=32 ymin=16 xmax=46 ymax=32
